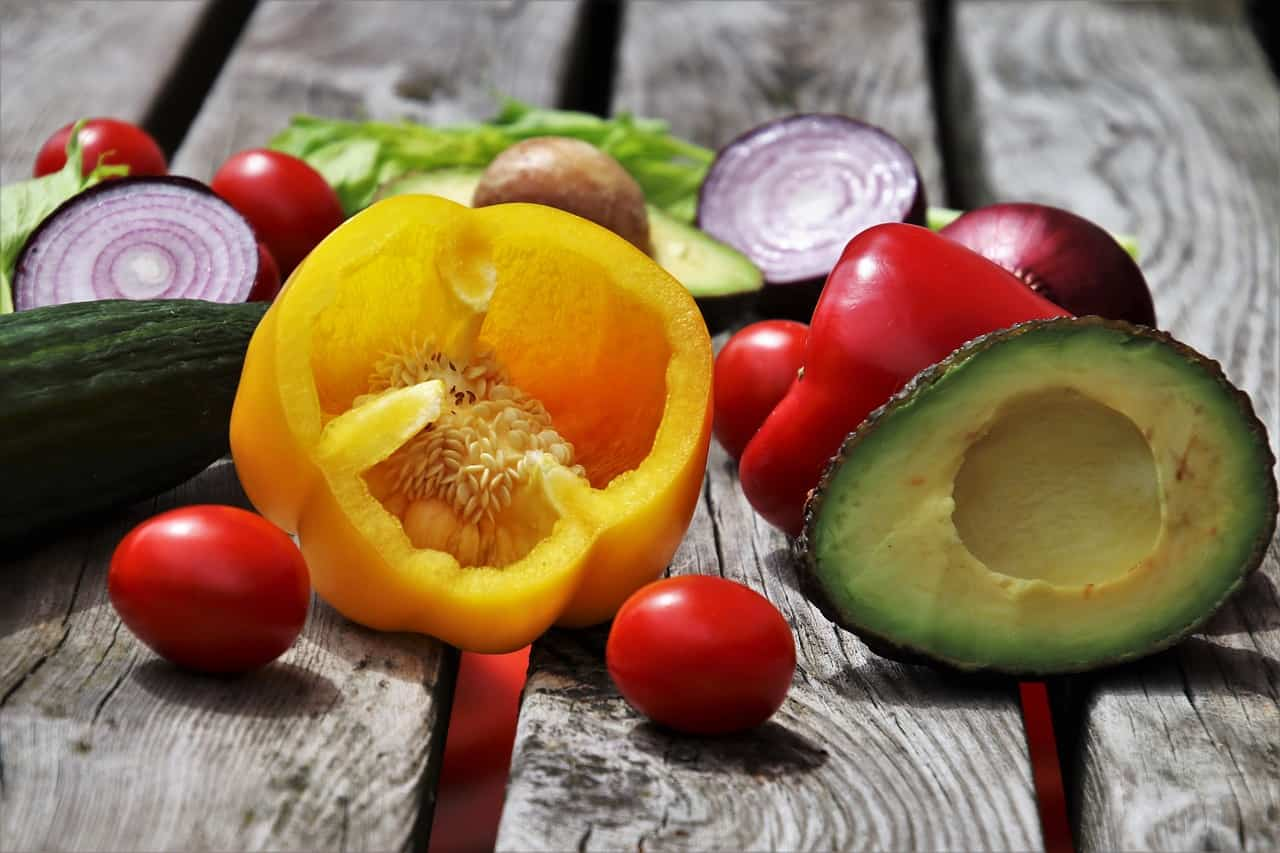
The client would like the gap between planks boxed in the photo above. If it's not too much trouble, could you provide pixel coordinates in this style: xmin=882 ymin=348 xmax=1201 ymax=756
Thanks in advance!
xmin=2 ymin=3 xmax=590 ymax=852
xmin=498 ymin=3 xmax=1043 ymax=850
xmin=943 ymin=2 xmax=1280 ymax=849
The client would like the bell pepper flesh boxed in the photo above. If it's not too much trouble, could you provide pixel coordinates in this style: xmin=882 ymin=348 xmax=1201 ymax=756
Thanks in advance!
xmin=739 ymin=223 xmax=1069 ymax=536
xmin=231 ymin=196 xmax=712 ymax=651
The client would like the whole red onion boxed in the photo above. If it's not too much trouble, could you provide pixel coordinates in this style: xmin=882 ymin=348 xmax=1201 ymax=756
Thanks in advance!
xmin=940 ymin=202 xmax=1155 ymax=326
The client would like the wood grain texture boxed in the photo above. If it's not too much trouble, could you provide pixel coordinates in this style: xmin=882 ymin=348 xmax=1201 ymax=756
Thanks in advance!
xmin=949 ymin=2 xmax=1280 ymax=849
xmin=496 ymin=5 xmax=1043 ymax=849
xmin=499 ymin=443 xmax=1042 ymax=852
xmin=0 ymin=462 xmax=455 ymax=852
xmin=0 ymin=0 xmax=211 ymax=183
xmin=170 ymin=0 xmax=584 ymax=178
xmin=611 ymin=0 xmax=944 ymax=206
xmin=1 ymin=2 xmax=583 ymax=850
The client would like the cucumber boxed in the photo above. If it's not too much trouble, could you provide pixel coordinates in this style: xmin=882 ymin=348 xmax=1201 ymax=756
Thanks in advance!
xmin=0 ymin=299 xmax=267 ymax=545
xmin=373 ymin=169 xmax=763 ymax=330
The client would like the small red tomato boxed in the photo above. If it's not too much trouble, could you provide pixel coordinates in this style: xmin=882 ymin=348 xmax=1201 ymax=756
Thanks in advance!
xmin=211 ymin=149 xmax=345 ymax=277
xmin=247 ymin=241 xmax=282 ymax=302
xmin=34 ymin=118 xmax=166 ymax=178
xmin=606 ymin=575 xmax=796 ymax=735
xmin=713 ymin=320 xmax=808 ymax=460
xmin=108 ymin=505 xmax=310 ymax=674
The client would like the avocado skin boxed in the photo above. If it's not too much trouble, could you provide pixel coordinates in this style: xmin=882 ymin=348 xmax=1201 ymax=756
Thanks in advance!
xmin=797 ymin=316 xmax=1278 ymax=676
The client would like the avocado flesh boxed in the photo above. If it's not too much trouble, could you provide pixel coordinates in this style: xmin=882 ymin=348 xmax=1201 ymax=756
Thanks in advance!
xmin=372 ymin=170 xmax=762 ymax=307
xmin=647 ymin=205 xmax=762 ymax=299
xmin=803 ymin=318 xmax=1277 ymax=675
xmin=373 ymin=169 xmax=483 ymax=207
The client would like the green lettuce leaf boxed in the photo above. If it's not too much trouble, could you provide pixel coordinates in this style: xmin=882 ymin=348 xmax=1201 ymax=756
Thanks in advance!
xmin=270 ymin=98 xmax=714 ymax=222
xmin=0 ymin=123 xmax=128 ymax=313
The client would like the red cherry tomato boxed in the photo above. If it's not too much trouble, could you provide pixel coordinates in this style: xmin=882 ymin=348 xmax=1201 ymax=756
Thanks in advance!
xmin=108 ymin=505 xmax=310 ymax=674
xmin=247 ymin=241 xmax=282 ymax=302
xmin=713 ymin=320 xmax=808 ymax=460
xmin=606 ymin=576 xmax=795 ymax=735
xmin=211 ymin=149 xmax=345 ymax=277
xmin=34 ymin=118 xmax=166 ymax=178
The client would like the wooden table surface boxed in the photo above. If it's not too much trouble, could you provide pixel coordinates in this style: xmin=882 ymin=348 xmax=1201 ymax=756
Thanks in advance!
xmin=1 ymin=2 xmax=1276 ymax=851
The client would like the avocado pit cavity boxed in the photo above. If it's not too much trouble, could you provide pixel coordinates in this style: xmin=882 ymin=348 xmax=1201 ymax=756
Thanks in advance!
xmin=951 ymin=389 xmax=1161 ymax=587
xmin=361 ymin=340 xmax=586 ymax=567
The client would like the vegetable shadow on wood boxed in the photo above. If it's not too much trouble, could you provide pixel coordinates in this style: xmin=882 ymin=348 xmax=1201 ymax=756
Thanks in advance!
xmin=1197 ymin=563 xmax=1280 ymax=635
xmin=762 ymin=543 xmax=807 ymax=599
xmin=0 ymin=459 xmax=254 ymax=639
xmin=1079 ymin=638 xmax=1280 ymax=703
xmin=626 ymin=718 xmax=829 ymax=779
xmin=4 ymin=457 xmax=251 ymax=559
xmin=316 ymin=601 xmax=456 ymax=684
xmin=832 ymin=660 xmax=1020 ymax=709
xmin=131 ymin=658 xmax=343 ymax=719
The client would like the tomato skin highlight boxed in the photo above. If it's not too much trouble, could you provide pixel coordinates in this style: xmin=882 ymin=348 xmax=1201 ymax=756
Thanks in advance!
xmin=34 ymin=118 xmax=166 ymax=178
xmin=606 ymin=576 xmax=795 ymax=735
xmin=108 ymin=505 xmax=310 ymax=674
xmin=713 ymin=320 xmax=808 ymax=460
xmin=211 ymin=149 xmax=345 ymax=276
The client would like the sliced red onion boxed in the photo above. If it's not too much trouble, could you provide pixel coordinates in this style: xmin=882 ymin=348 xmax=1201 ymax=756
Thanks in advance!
xmin=697 ymin=115 xmax=926 ymax=293
xmin=14 ymin=176 xmax=259 ymax=310
xmin=940 ymin=202 xmax=1156 ymax=327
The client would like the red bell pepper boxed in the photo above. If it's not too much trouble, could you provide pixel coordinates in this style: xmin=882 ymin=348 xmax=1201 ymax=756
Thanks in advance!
xmin=738 ymin=223 xmax=1069 ymax=535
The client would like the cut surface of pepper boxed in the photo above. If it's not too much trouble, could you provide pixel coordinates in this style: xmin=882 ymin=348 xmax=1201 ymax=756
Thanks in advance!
xmin=230 ymin=197 xmax=712 ymax=652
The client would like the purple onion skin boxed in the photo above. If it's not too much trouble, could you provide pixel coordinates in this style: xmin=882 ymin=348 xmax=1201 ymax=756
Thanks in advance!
xmin=940 ymin=202 xmax=1156 ymax=327
xmin=697 ymin=114 xmax=926 ymax=322
xmin=14 ymin=176 xmax=260 ymax=311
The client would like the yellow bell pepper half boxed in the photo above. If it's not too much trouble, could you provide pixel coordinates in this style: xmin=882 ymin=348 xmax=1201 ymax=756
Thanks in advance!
xmin=230 ymin=196 xmax=712 ymax=652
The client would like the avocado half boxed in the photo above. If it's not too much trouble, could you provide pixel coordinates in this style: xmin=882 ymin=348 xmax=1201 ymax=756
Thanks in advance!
xmin=800 ymin=317 xmax=1277 ymax=675
xmin=373 ymin=169 xmax=762 ymax=332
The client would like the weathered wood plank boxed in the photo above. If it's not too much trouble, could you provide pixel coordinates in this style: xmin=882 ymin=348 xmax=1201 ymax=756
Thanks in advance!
xmin=501 ymin=446 xmax=1042 ymax=852
xmin=948 ymin=2 xmax=1280 ymax=849
xmin=1 ymin=463 xmax=454 ymax=852
xmin=1 ymin=1 xmax=583 ymax=850
xmin=496 ymin=3 xmax=1043 ymax=850
xmin=170 ymin=0 xmax=584 ymax=177
xmin=0 ymin=0 xmax=213 ymax=184
xmin=606 ymin=0 xmax=943 ymax=208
